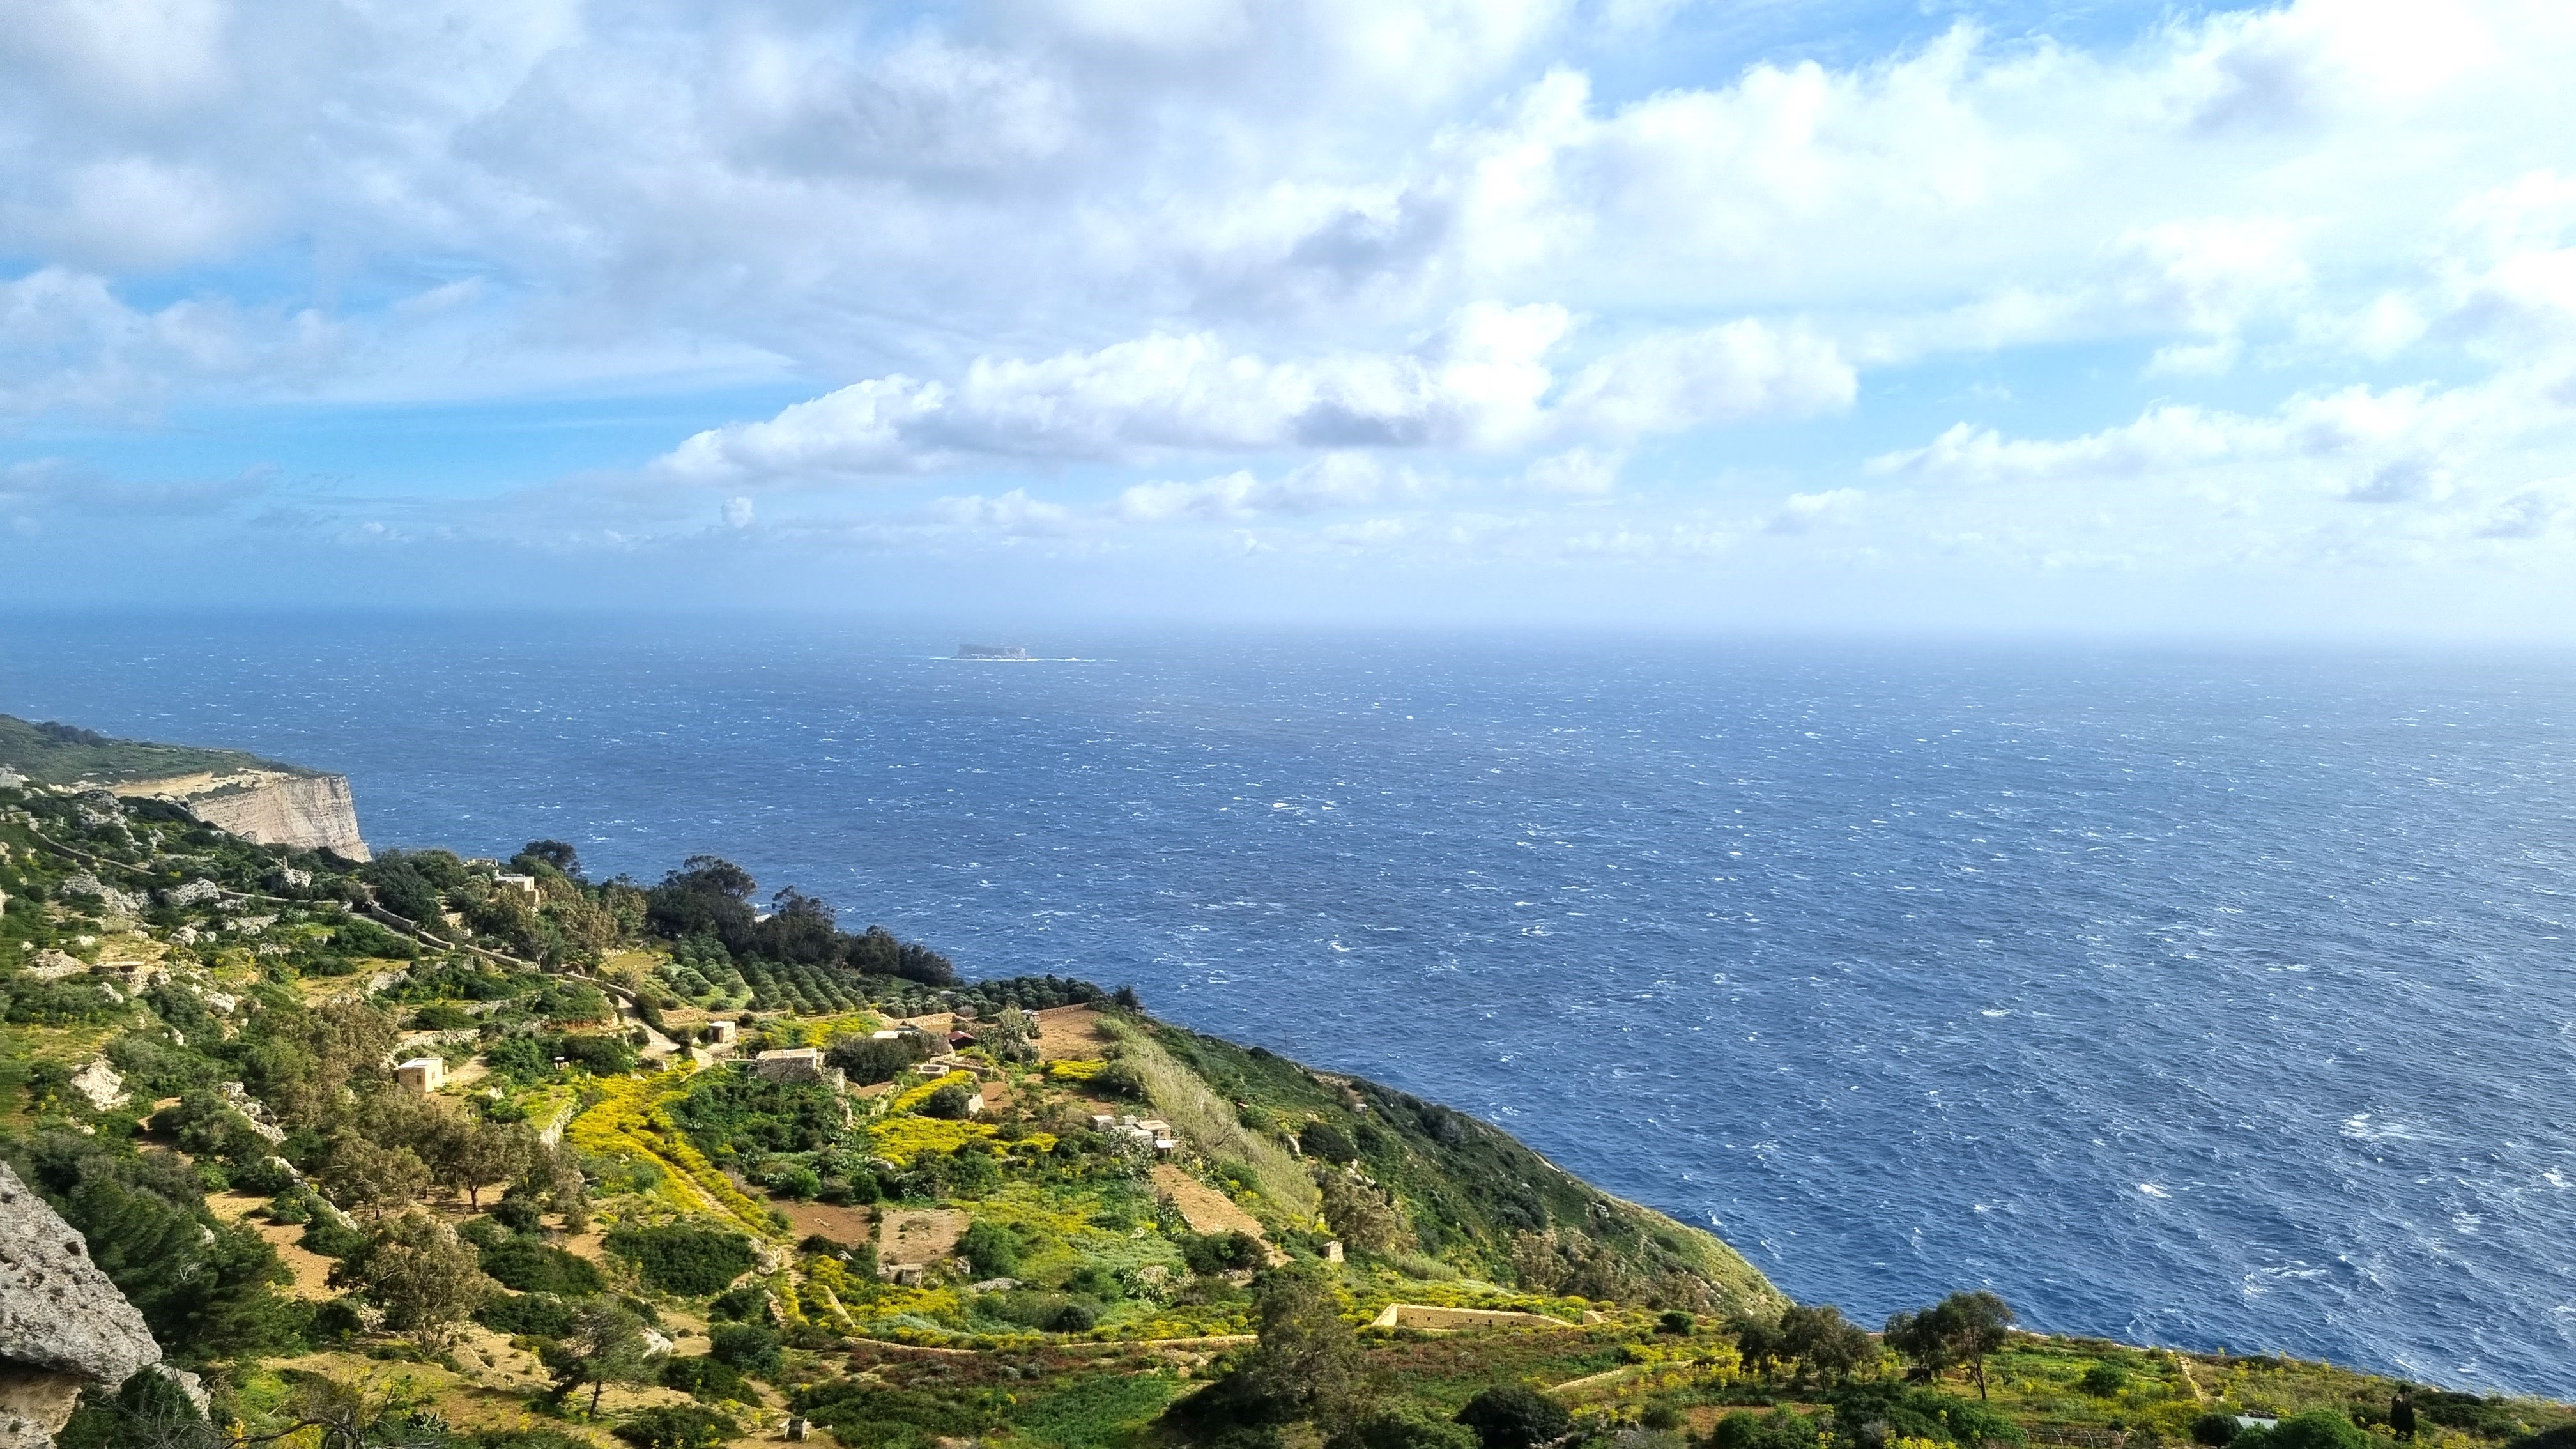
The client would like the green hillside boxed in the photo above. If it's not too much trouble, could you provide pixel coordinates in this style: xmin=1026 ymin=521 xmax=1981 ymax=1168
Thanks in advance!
xmin=1 ymin=739 xmax=2567 ymax=1449
xmin=0 ymin=712 xmax=307 ymax=786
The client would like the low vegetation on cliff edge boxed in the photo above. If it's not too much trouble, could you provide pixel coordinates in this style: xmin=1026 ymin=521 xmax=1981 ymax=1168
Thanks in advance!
xmin=0 ymin=767 xmax=2567 ymax=1449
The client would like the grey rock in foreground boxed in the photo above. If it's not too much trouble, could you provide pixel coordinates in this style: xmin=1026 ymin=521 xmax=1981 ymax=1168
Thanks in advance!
xmin=0 ymin=1163 xmax=161 ymax=1449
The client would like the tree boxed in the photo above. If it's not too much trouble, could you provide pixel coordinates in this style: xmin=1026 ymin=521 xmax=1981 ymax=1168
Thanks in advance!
xmin=431 ymin=1117 xmax=535 ymax=1209
xmin=987 ymin=1004 xmax=1036 ymax=1062
xmin=1730 ymin=1317 xmax=1781 ymax=1380
xmin=546 ymin=1296 xmax=659 ymax=1416
xmin=1776 ymin=1303 xmax=1875 ymax=1384
xmin=825 ymin=1035 xmax=919 ymax=1084
xmin=1238 ymin=1262 xmax=1361 ymax=1421
xmin=1316 ymin=1171 xmax=1404 ymax=1255
xmin=517 ymin=840 xmax=583 ymax=878
xmin=1455 ymin=1385 xmax=1572 ymax=1449
xmin=318 ymin=1129 xmax=431 ymax=1217
xmin=341 ymin=1209 xmax=498 ymax=1348
xmin=1883 ymin=1291 xmax=2015 ymax=1399
xmin=522 ymin=1139 xmax=592 ymax=1231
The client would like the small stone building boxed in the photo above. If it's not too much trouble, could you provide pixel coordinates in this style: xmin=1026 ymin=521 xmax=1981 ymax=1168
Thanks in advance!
xmin=394 ymin=1057 xmax=445 ymax=1092
xmin=703 ymin=1020 xmax=738 ymax=1045
xmin=753 ymin=1048 xmax=841 ymax=1087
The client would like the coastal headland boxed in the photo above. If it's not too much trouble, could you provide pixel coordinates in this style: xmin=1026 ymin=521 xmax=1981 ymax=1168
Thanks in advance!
xmin=0 ymin=724 xmax=2564 ymax=1449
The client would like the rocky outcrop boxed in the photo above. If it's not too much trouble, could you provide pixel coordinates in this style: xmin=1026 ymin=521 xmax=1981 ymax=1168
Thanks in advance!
xmin=0 ymin=1163 xmax=161 ymax=1448
xmin=113 ymin=770 xmax=369 ymax=861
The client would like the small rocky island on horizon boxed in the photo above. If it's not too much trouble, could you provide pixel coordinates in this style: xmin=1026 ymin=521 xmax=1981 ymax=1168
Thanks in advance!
xmin=0 ymin=718 xmax=2562 ymax=1449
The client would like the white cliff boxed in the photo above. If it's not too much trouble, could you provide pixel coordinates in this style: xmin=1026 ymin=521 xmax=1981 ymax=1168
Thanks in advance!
xmin=112 ymin=770 xmax=369 ymax=861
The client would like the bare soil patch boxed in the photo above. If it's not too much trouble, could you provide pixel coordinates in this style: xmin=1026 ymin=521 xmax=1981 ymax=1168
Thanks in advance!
xmin=1032 ymin=1004 xmax=1108 ymax=1061
xmin=1151 ymin=1165 xmax=1279 ymax=1261
xmin=205 ymin=1189 xmax=338 ymax=1300
xmin=878 ymin=1207 xmax=969 ymax=1268
xmin=775 ymin=1199 xmax=877 ymax=1248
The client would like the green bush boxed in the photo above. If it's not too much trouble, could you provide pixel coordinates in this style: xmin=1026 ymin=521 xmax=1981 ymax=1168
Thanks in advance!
xmin=475 ymin=1234 xmax=602 ymax=1296
xmin=6 ymin=977 xmax=122 ymax=1025
xmin=1713 ymin=1409 xmax=1825 ymax=1449
xmin=661 ymin=1354 xmax=751 ymax=1402
xmin=1298 ymin=1119 xmax=1360 ymax=1164
xmin=1330 ymin=1407 xmax=1480 ymax=1449
xmin=477 ymin=1292 xmax=578 ymax=1338
xmin=2081 ymin=1365 xmax=2130 ymax=1397
xmin=2193 ymin=1413 xmax=2245 ymax=1446
xmin=558 ymin=1033 xmax=639 ymax=1075
xmin=1457 ymin=1386 xmax=1572 ymax=1449
xmin=613 ymin=1405 xmax=738 ymax=1449
xmin=1181 ymin=1230 xmax=1265 ymax=1276
xmin=300 ymin=1218 xmax=369 ymax=1261
xmin=604 ymin=1224 xmax=754 ymax=1296
xmin=410 ymin=1004 xmax=476 ymax=1030
xmin=709 ymin=1322 xmax=782 ymax=1376
xmin=2238 ymin=1411 xmax=2373 ymax=1449
xmin=956 ymin=1219 xmax=1022 ymax=1278
xmin=708 ymin=1285 xmax=769 ymax=1322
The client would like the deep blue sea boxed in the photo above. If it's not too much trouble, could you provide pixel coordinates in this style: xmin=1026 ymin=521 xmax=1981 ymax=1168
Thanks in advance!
xmin=7 ymin=615 xmax=2575 ymax=1395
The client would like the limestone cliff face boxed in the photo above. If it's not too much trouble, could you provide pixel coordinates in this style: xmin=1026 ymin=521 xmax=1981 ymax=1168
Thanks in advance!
xmin=0 ymin=1163 xmax=162 ymax=1449
xmin=112 ymin=769 xmax=371 ymax=861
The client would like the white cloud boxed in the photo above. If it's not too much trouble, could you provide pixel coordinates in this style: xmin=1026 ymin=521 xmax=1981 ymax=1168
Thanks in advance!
xmin=657 ymin=304 xmax=1848 ymax=483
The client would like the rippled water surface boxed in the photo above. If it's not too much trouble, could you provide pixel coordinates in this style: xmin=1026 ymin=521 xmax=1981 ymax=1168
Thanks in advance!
xmin=8 ymin=616 xmax=2575 ymax=1393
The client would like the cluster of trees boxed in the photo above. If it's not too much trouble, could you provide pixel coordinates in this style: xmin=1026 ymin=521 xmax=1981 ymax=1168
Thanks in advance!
xmin=642 ymin=856 xmax=958 ymax=986
xmin=360 ymin=845 xmax=636 ymax=968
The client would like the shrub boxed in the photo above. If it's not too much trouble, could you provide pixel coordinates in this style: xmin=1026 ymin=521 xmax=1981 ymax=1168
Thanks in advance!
xmin=1457 ymin=1386 xmax=1572 ymax=1449
xmin=475 ymin=1234 xmax=602 ymax=1296
xmin=477 ymin=1292 xmax=578 ymax=1338
xmin=604 ymin=1224 xmax=755 ymax=1296
xmin=613 ymin=1405 xmax=738 ymax=1449
xmin=709 ymin=1322 xmax=783 ymax=1376
xmin=956 ymin=1219 xmax=1022 ymax=1278
xmin=1045 ymin=1300 xmax=1100 ymax=1333
xmin=1713 ymin=1410 xmax=1826 ymax=1449
xmin=921 ymin=1084 xmax=976 ymax=1120
xmin=2242 ymin=1411 xmax=2373 ymax=1449
xmin=1329 ymin=1408 xmax=1479 ymax=1449
xmin=708 ymin=1285 xmax=769 ymax=1322
xmin=559 ymin=1033 xmax=639 ymax=1075
xmin=2193 ymin=1413 xmax=2245 ymax=1446
xmin=825 ymin=1036 xmax=918 ymax=1085
xmin=410 ymin=1004 xmax=475 ymax=1031
xmin=300 ymin=1217 xmax=369 ymax=1261
xmin=1299 ymin=1120 xmax=1359 ymax=1164
xmin=1181 ymin=1230 xmax=1266 ymax=1276
xmin=661 ymin=1354 xmax=751 ymax=1402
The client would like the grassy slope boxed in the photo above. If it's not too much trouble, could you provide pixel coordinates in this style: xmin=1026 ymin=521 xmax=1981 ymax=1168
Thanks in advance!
xmin=3 ymin=737 xmax=2571 ymax=1449
xmin=0 ymin=712 xmax=309 ymax=786
xmin=1144 ymin=1020 xmax=1781 ymax=1315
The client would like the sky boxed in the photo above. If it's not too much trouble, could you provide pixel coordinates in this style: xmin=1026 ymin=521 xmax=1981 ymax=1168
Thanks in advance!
xmin=6 ymin=0 xmax=2576 ymax=636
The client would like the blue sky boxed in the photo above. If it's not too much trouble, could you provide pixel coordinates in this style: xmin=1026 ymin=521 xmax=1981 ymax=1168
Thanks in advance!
xmin=6 ymin=0 xmax=2576 ymax=636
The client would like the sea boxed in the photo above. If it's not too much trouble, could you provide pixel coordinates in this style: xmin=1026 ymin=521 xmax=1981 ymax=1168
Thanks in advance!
xmin=6 ymin=614 xmax=2574 ymax=1396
